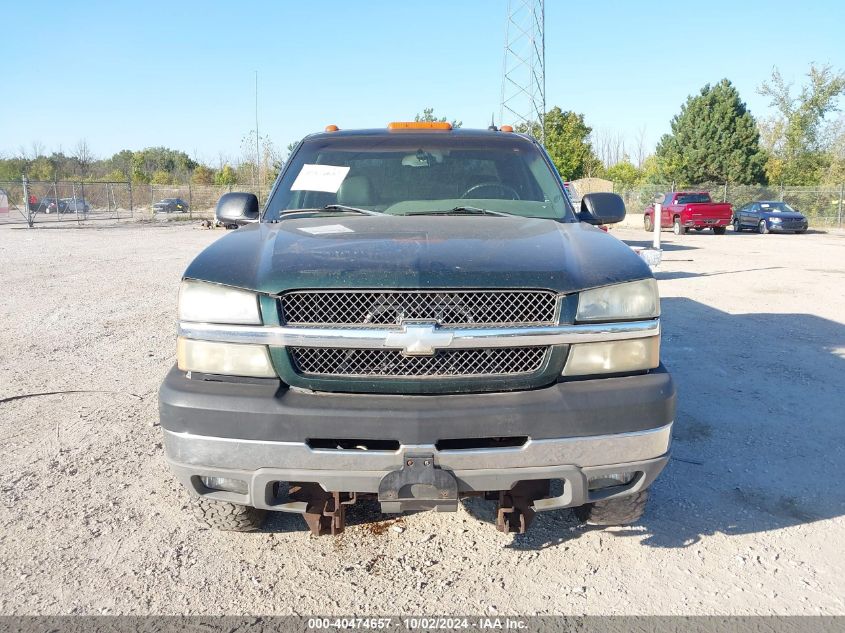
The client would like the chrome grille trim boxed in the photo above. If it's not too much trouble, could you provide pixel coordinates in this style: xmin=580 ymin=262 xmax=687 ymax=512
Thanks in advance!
xmin=289 ymin=346 xmax=548 ymax=378
xmin=178 ymin=319 xmax=660 ymax=349
xmin=278 ymin=290 xmax=558 ymax=327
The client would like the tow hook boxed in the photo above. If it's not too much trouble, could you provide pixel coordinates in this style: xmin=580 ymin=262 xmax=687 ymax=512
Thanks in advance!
xmin=291 ymin=483 xmax=356 ymax=536
xmin=495 ymin=480 xmax=549 ymax=534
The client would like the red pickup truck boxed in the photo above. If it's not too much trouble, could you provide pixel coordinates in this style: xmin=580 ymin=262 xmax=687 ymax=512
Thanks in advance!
xmin=644 ymin=192 xmax=733 ymax=235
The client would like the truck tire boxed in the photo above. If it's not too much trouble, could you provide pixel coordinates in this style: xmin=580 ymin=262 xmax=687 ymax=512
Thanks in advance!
xmin=712 ymin=226 xmax=726 ymax=235
xmin=733 ymin=218 xmax=742 ymax=232
xmin=574 ymin=490 xmax=649 ymax=526
xmin=672 ymin=217 xmax=685 ymax=235
xmin=644 ymin=214 xmax=653 ymax=232
xmin=190 ymin=498 xmax=266 ymax=532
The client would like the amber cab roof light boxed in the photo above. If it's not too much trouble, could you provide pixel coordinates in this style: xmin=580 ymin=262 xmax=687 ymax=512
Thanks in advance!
xmin=325 ymin=124 xmax=339 ymax=132
xmin=387 ymin=121 xmax=453 ymax=131
xmin=500 ymin=125 xmax=514 ymax=132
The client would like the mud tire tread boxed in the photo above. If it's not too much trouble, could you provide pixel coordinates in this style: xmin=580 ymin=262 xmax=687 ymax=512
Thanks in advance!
xmin=191 ymin=498 xmax=266 ymax=532
xmin=574 ymin=490 xmax=649 ymax=526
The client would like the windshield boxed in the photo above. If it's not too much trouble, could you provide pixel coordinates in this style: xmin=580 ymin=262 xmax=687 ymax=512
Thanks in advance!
xmin=676 ymin=193 xmax=711 ymax=204
xmin=264 ymin=133 xmax=574 ymax=221
xmin=759 ymin=202 xmax=795 ymax=213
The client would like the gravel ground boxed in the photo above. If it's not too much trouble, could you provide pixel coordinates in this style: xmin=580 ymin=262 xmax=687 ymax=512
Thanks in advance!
xmin=1 ymin=222 xmax=844 ymax=615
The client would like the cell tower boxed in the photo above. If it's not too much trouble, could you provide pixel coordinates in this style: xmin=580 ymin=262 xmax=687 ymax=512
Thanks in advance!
xmin=499 ymin=0 xmax=546 ymax=143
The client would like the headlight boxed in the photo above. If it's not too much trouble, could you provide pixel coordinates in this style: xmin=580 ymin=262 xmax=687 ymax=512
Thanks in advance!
xmin=769 ymin=217 xmax=782 ymax=223
xmin=562 ymin=337 xmax=660 ymax=376
xmin=576 ymin=279 xmax=659 ymax=322
xmin=177 ymin=337 xmax=276 ymax=377
xmin=178 ymin=280 xmax=261 ymax=324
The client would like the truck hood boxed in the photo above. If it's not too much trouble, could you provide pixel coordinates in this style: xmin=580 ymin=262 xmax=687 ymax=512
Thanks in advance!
xmin=184 ymin=215 xmax=652 ymax=294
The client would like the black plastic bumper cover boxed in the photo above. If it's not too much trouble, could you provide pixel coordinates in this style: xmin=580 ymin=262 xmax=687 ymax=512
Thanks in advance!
xmin=158 ymin=364 xmax=675 ymax=444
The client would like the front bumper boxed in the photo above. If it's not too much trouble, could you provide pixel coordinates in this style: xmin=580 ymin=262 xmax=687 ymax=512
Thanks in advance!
xmin=159 ymin=364 xmax=675 ymax=513
xmin=164 ymin=428 xmax=670 ymax=513
xmin=768 ymin=222 xmax=807 ymax=232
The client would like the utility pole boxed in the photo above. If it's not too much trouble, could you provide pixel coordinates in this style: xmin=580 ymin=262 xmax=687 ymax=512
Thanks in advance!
xmin=255 ymin=70 xmax=261 ymax=205
xmin=500 ymin=0 xmax=545 ymax=143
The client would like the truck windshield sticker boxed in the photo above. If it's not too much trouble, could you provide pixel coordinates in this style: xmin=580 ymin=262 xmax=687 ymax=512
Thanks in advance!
xmin=298 ymin=224 xmax=354 ymax=235
xmin=290 ymin=164 xmax=350 ymax=193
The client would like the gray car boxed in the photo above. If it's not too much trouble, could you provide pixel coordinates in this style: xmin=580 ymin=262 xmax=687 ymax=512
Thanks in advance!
xmin=62 ymin=197 xmax=90 ymax=213
xmin=733 ymin=201 xmax=808 ymax=234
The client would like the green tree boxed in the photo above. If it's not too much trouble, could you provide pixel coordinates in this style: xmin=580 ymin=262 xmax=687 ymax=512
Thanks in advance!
xmin=518 ymin=107 xmax=601 ymax=180
xmin=128 ymin=147 xmax=197 ymax=183
xmin=605 ymin=160 xmax=642 ymax=189
xmin=414 ymin=108 xmax=462 ymax=129
xmin=102 ymin=169 xmax=128 ymax=182
xmin=656 ymin=79 xmax=766 ymax=185
xmin=191 ymin=165 xmax=215 ymax=185
xmin=214 ymin=164 xmax=238 ymax=186
xmin=28 ymin=156 xmax=56 ymax=181
xmin=823 ymin=118 xmax=845 ymax=184
xmin=150 ymin=170 xmax=173 ymax=185
xmin=104 ymin=150 xmax=134 ymax=180
xmin=639 ymin=155 xmax=665 ymax=184
xmin=758 ymin=63 xmax=845 ymax=184
xmin=0 ymin=157 xmax=28 ymax=181
xmin=236 ymin=161 xmax=257 ymax=185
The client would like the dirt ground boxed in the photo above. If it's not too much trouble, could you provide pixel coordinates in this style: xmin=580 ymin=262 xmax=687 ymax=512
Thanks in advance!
xmin=1 ymin=222 xmax=844 ymax=615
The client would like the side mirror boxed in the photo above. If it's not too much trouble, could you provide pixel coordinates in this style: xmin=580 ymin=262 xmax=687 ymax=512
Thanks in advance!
xmin=215 ymin=192 xmax=259 ymax=226
xmin=578 ymin=192 xmax=626 ymax=225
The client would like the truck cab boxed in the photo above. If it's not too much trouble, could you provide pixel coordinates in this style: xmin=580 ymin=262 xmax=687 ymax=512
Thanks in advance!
xmin=159 ymin=123 xmax=675 ymax=536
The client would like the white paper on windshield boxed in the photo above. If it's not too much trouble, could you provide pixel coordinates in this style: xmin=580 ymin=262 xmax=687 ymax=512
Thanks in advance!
xmin=761 ymin=203 xmax=770 ymax=208
xmin=290 ymin=164 xmax=350 ymax=193
xmin=298 ymin=224 xmax=354 ymax=235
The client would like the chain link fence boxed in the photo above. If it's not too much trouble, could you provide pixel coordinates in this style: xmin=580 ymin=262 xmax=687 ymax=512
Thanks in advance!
xmin=3 ymin=177 xmax=843 ymax=229
xmin=0 ymin=180 xmax=133 ymax=226
xmin=138 ymin=183 xmax=271 ymax=218
xmin=614 ymin=182 xmax=845 ymax=228
xmin=0 ymin=178 xmax=272 ymax=226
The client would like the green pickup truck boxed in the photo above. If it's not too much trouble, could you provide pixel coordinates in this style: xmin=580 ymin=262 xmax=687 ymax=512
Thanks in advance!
xmin=159 ymin=122 xmax=675 ymax=535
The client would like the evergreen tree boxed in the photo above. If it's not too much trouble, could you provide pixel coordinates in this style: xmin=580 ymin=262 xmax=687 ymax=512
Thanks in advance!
xmin=656 ymin=80 xmax=766 ymax=184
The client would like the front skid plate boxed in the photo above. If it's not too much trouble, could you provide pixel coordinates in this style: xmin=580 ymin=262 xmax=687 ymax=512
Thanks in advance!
xmin=378 ymin=454 xmax=458 ymax=513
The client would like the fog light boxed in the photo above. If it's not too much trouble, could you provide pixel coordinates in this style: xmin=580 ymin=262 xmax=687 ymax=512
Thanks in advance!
xmin=177 ymin=337 xmax=276 ymax=377
xmin=563 ymin=337 xmax=659 ymax=376
xmin=200 ymin=476 xmax=248 ymax=494
xmin=587 ymin=471 xmax=636 ymax=491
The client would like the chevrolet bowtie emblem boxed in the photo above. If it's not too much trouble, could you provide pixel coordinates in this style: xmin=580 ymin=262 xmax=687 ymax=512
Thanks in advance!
xmin=384 ymin=323 xmax=454 ymax=356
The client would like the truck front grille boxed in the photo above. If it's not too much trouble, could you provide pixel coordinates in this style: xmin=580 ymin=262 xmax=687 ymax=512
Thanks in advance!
xmin=289 ymin=346 xmax=548 ymax=378
xmin=279 ymin=290 xmax=557 ymax=327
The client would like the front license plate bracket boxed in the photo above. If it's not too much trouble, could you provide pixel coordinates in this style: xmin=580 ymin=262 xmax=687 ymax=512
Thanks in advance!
xmin=378 ymin=454 xmax=458 ymax=513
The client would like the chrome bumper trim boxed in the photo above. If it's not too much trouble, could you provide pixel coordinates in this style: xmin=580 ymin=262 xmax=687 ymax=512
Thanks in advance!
xmin=162 ymin=423 xmax=673 ymax=473
xmin=177 ymin=319 xmax=660 ymax=350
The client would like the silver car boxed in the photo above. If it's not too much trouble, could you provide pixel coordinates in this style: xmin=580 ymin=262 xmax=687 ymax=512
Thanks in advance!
xmin=62 ymin=197 xmax=91 ymax=213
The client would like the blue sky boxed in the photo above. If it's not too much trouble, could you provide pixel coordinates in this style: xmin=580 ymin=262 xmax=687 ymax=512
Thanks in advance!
xmin=1 ymin=0 xmax=843 ymax=164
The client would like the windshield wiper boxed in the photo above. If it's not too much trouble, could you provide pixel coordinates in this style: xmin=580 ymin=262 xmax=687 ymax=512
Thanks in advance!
xmin=277 ymin=204 xmax=385 ymax=219
xmin=408 ymin=206 xmax=514 ymax=217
